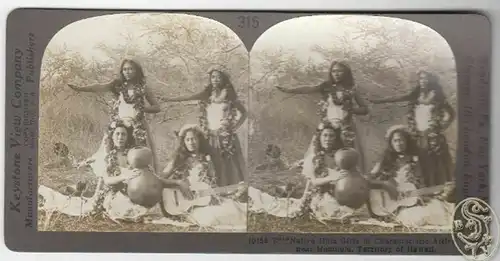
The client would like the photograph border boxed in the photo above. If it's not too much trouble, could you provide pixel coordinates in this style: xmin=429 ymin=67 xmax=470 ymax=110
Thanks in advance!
xmin=4 ymin=9 xmax=491 ymax=254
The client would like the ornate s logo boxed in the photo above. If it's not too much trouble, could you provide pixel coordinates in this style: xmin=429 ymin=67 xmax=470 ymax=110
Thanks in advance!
xmin=452 ymin=197 xmax=499 ymax=261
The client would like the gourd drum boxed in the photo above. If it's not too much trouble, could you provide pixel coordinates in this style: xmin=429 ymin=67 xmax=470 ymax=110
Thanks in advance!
xmin=333 ymin=148 xmax=370 ymax=209
xmin=126 ymin=147 xmax=163 ymax=208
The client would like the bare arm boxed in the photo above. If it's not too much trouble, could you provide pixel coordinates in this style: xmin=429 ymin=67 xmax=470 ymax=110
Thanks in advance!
xmin=102 ymin=168 xmax=136 ymax=186
xmin=370 ymin=92 xmax=413 ymax=104
xmin=352 ymin=89 xmax=369 ymax=115
xmin=368 ymin=179 xmax=391 ymax=190
xmin=143 ymin=84 xmax=161 ymax=113
xmin=159 ymin=161 xmax=194 ymax=199
xmin=165 ymin=89 xmax=207 ymax=102
xmin=441 ymin=102 xmax=456 ymax=130
xmin=233 ymin=100 xmax=248 ymax=130
xmin=310 ymin=176 xmax=336 ymax=187
xmin=158 ymin=162 xmax=183 ymax=187
xmin=68 ymin=80 xmax=115 ymax=93
xmin=275 ymin=85 xmax=322 ymax=94
xmin=369 ymin=162 xmax=382 ymax=176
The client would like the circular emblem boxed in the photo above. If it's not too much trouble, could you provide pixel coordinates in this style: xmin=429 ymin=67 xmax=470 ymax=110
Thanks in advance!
xmin=451 ymin=197 xmax=499 ymax=261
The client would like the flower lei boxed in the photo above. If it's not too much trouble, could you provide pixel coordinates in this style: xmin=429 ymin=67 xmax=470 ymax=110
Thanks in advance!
xmin=173 ymin=154 xmax=213 ymax=182
xmin=311 ymin=125 xmax=339 ymax=196
xmin=91 ymin=147 xmax=131 ymax=215
xmin=111 ymin=82 xmax=147 ymax=146
xmin=427 ymin=133 xmax=444 ymax=155
xmin=198 ymin=91 xmax=238 ymax=156
xmin=197 ymin=155 xmax=216 ymax=187
xmin=317 ymin=86 xmax=356 ymax=148
xmin=407 ymin=98 xmax=446 ymax=152
xmin=379 ymin=155 xmax=421 ymax=187
xmin=298 ymin=150 xmax=333 ymax=217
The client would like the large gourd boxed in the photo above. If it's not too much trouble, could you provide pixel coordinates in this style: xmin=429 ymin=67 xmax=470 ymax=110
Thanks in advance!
xmin=126 ymin=147 xmax=163 ymax=208
xmin=333 ymin=148 xmax=370 ymax=209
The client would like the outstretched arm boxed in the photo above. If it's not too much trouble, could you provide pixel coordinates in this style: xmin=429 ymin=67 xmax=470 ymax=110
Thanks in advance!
xmin=143 ymin=84 xmax=161 ymax=113
xmin=68 ymin=80 xmax=116 ymax=93
xmin=370 ymin=92 xmax=414 ymax=104
xmin=275 ymin=85 xmax=322 ymax=94
xmin=164 ymin=89 xmax=207 ymax=102
xmin=352 ymin=90 xmax=369 ymax=115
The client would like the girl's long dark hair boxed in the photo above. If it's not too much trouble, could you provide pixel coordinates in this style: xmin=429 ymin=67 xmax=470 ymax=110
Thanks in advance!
xmin=379 ymin=129 xmax=419 ymax=172
xmin=202 ymin=69 xmax=238 ymax=101
xmin=171 ymin=127 xmax=214 ymax=171
xmin=408 ymin=70 xmax=446 ymax=104
xmin=313 ymin=121 xmax=344 ymax=155
xmin=111 ymin=59 xmax=146 ymax=96
xmin=326 ymin=61 xmax=355 ymax=88
xmin=105 ymin=120 xmax=136 ymax=152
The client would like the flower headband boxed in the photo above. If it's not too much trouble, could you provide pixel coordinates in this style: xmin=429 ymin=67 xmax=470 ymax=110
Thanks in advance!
xmin=109 ymin=118 xmax=133 ymax=129
xmin=316 ymin=121 xmax=339 ymax=132
xmin=176 ymin=123 xmax=202 ymax=138
xmin=207 ymin=64 xmax=230 ymax=77
xmin=385 ymin=124 xmax=408 ymax=140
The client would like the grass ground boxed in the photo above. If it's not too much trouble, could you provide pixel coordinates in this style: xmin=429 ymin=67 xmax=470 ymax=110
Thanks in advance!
xmin=248 ymin=213 xmax=402 ymax=233
xmin=38 ymin=167 xmax=195 ymax=232
xmin=37 ymin=210 xmax=197 ymax=232
xmin=39 ymin=164 xmax=447 ymax=233
xmin=247 ymin=213 xmax=447 ymax=233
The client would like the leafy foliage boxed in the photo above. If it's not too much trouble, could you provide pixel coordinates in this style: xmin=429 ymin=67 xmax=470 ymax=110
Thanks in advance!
xmin=248 ymin=16 xmax=457 ymax=172
xmin=39 ymin=14 xmax=249 ymax=174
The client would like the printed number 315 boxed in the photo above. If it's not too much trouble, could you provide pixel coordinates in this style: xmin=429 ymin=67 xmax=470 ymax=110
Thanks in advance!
xmin=238 ymin=16 xmax=259 ymax=28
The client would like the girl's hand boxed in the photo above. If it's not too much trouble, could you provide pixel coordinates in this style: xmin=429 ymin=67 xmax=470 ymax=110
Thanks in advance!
xmin=289 ymin=160 xmax=304 ymax=170
xmin=67 ymin=84 xmax=80 ymax=91
xmin=437 ymin=181 xmax=455 ymax=201
xmin=177 ymin=180 xmax=194 ymax=200
xmin=383 ymin=181 xmax=399 ymax=200
xmin=77 ymin=158 xmax=95 ymax=169
xmin=338 ymin=169 xmax=350 ymax=178
xmin=220 ymin=118 xmax=231 ymax=129
xmin=275 ymin=86 xmax=288 ymax=93
xmin=123 ymin=170 xmax=140 ymax=181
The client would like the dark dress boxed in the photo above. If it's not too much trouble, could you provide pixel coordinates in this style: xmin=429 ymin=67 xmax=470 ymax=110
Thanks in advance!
xmin=198 ymin=89 xmax=247 ymax=187
xmin=406 ymin=93 xmax=455 ymax=187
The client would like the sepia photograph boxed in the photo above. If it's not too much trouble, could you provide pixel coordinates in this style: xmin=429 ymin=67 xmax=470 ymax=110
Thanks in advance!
xmin=37 ymin=13 xmax=249 ymax=232
xmin=246 ymin=15 xmax=457 ymax=233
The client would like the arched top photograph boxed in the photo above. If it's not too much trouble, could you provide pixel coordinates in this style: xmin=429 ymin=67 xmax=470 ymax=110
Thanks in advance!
xmin=37 ymin=13 xmax=249 ymax=233
xmin=248 ymin=14 xmax=458 ymax=234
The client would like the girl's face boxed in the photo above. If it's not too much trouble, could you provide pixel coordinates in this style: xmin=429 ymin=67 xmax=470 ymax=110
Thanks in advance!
xmin=391 ymin=132 xmax=407 ymax=153
xmin=320 ymin=128 xmax=336 ymax=150
xmin=184 ymin=130 xmax=200 ymax=153
xmin=122 ymin=62 xmax=137 ymax=81
xmin=210 ymin=71 xmax=223 ymax=87
xmin=418 ymin=72 xmax=430 ymax=89
xmin=331 ymin=64 xmax=346 ymax=83
xmin=112 ymin=127 xmax=128 ymax=149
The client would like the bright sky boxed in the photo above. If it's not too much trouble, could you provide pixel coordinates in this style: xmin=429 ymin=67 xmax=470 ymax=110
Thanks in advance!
xmin=47 ymin=13 xmax=453 ymax=57
xmin=46 ymin=13 xmax=240 ymax=62
xmin=48 ymin=14 xmax=133 ymax=60
xmin=250 ymin=14 xmax=453 ymax=62
xmin=46 ymin=13 xmax=455 ymax=80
